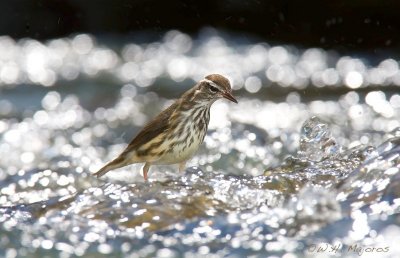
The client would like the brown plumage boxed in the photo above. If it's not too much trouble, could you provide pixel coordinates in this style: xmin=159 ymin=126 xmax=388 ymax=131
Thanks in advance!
xmin=94 ymin=74 xmax=237 ymax=180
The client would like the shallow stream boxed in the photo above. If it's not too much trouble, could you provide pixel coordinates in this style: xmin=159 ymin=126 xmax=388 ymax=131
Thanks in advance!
xmin=0 ymin=30 xmax=399 ymax=257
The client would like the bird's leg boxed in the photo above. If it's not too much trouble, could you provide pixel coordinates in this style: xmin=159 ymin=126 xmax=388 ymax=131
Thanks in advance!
xmin=178 ymin=161 xmax=186 ymax=173
xmin=142 ymin=162 xmax=151 ymax=181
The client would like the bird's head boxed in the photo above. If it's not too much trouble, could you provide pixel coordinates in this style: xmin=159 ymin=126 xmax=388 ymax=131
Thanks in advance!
xmin=195 ymin=74 xmax=238 ymax=104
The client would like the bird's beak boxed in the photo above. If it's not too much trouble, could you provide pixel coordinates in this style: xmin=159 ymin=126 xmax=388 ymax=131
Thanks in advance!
xmin=222 ymin=91 xmax=238 ymax=103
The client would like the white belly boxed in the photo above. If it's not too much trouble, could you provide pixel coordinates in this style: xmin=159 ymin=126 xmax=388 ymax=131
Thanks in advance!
xmin=155 ymin=130 xmax=205 ymax=165
xmin=153 ymin=104 xmax=209 ymax=165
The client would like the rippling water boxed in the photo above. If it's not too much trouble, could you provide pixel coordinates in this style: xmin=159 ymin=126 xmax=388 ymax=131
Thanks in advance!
xmin=1 ymin=29 xmax=400 ymax=258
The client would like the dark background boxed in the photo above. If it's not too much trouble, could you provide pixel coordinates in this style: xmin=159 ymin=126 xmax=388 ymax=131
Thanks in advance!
xmin=0 ymin=0 xmax=399 ymax=50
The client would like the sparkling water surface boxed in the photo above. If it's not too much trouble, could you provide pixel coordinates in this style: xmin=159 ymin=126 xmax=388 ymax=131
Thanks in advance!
xmin=0 ymin=29 xmax=400 ymax=257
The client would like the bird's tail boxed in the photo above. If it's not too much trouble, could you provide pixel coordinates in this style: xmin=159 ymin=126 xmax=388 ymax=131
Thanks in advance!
xmin=93 ymin=155 xmax=128 ymax=178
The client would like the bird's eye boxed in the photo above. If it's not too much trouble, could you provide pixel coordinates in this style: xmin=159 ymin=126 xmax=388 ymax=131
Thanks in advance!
xmin=209 ymin=85 xmax=219 ymax=93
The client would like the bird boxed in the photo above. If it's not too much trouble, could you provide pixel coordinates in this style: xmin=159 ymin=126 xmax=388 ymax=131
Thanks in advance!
xmin=94 ymin=74 xmax=238 ymax=181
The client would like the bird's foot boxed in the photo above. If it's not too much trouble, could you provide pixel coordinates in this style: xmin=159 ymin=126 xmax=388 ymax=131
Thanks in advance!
xmin=178 ymin=162 xmax=186 ymax=173
xmin=142 ymin=163 xmax=150 ymax=181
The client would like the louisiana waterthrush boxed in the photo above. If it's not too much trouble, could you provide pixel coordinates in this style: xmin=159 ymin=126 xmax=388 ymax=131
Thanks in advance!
xmin=94 ymin=74 xmax=237 ymax=180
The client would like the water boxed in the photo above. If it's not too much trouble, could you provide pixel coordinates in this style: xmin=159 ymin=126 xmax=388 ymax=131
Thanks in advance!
xmin=0 ymin=29 xmax=400 ymax=257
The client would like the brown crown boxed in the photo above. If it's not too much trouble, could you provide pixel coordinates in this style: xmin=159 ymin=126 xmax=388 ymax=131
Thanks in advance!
xmin=205 ymin=74 xmax=231 ymax=91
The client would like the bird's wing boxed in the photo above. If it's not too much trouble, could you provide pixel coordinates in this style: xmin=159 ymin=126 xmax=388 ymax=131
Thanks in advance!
xmin=122 ymin=102 xmax=178 ymax=155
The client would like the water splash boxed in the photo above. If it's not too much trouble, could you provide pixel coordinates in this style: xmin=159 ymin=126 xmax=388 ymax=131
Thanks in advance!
xmin=298 ymin=116 xmax=341 ymax=162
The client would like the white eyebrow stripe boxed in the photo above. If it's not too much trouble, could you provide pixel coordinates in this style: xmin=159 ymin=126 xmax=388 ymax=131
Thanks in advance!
xmin=201 ymin=79 xmax=221 ymax=89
